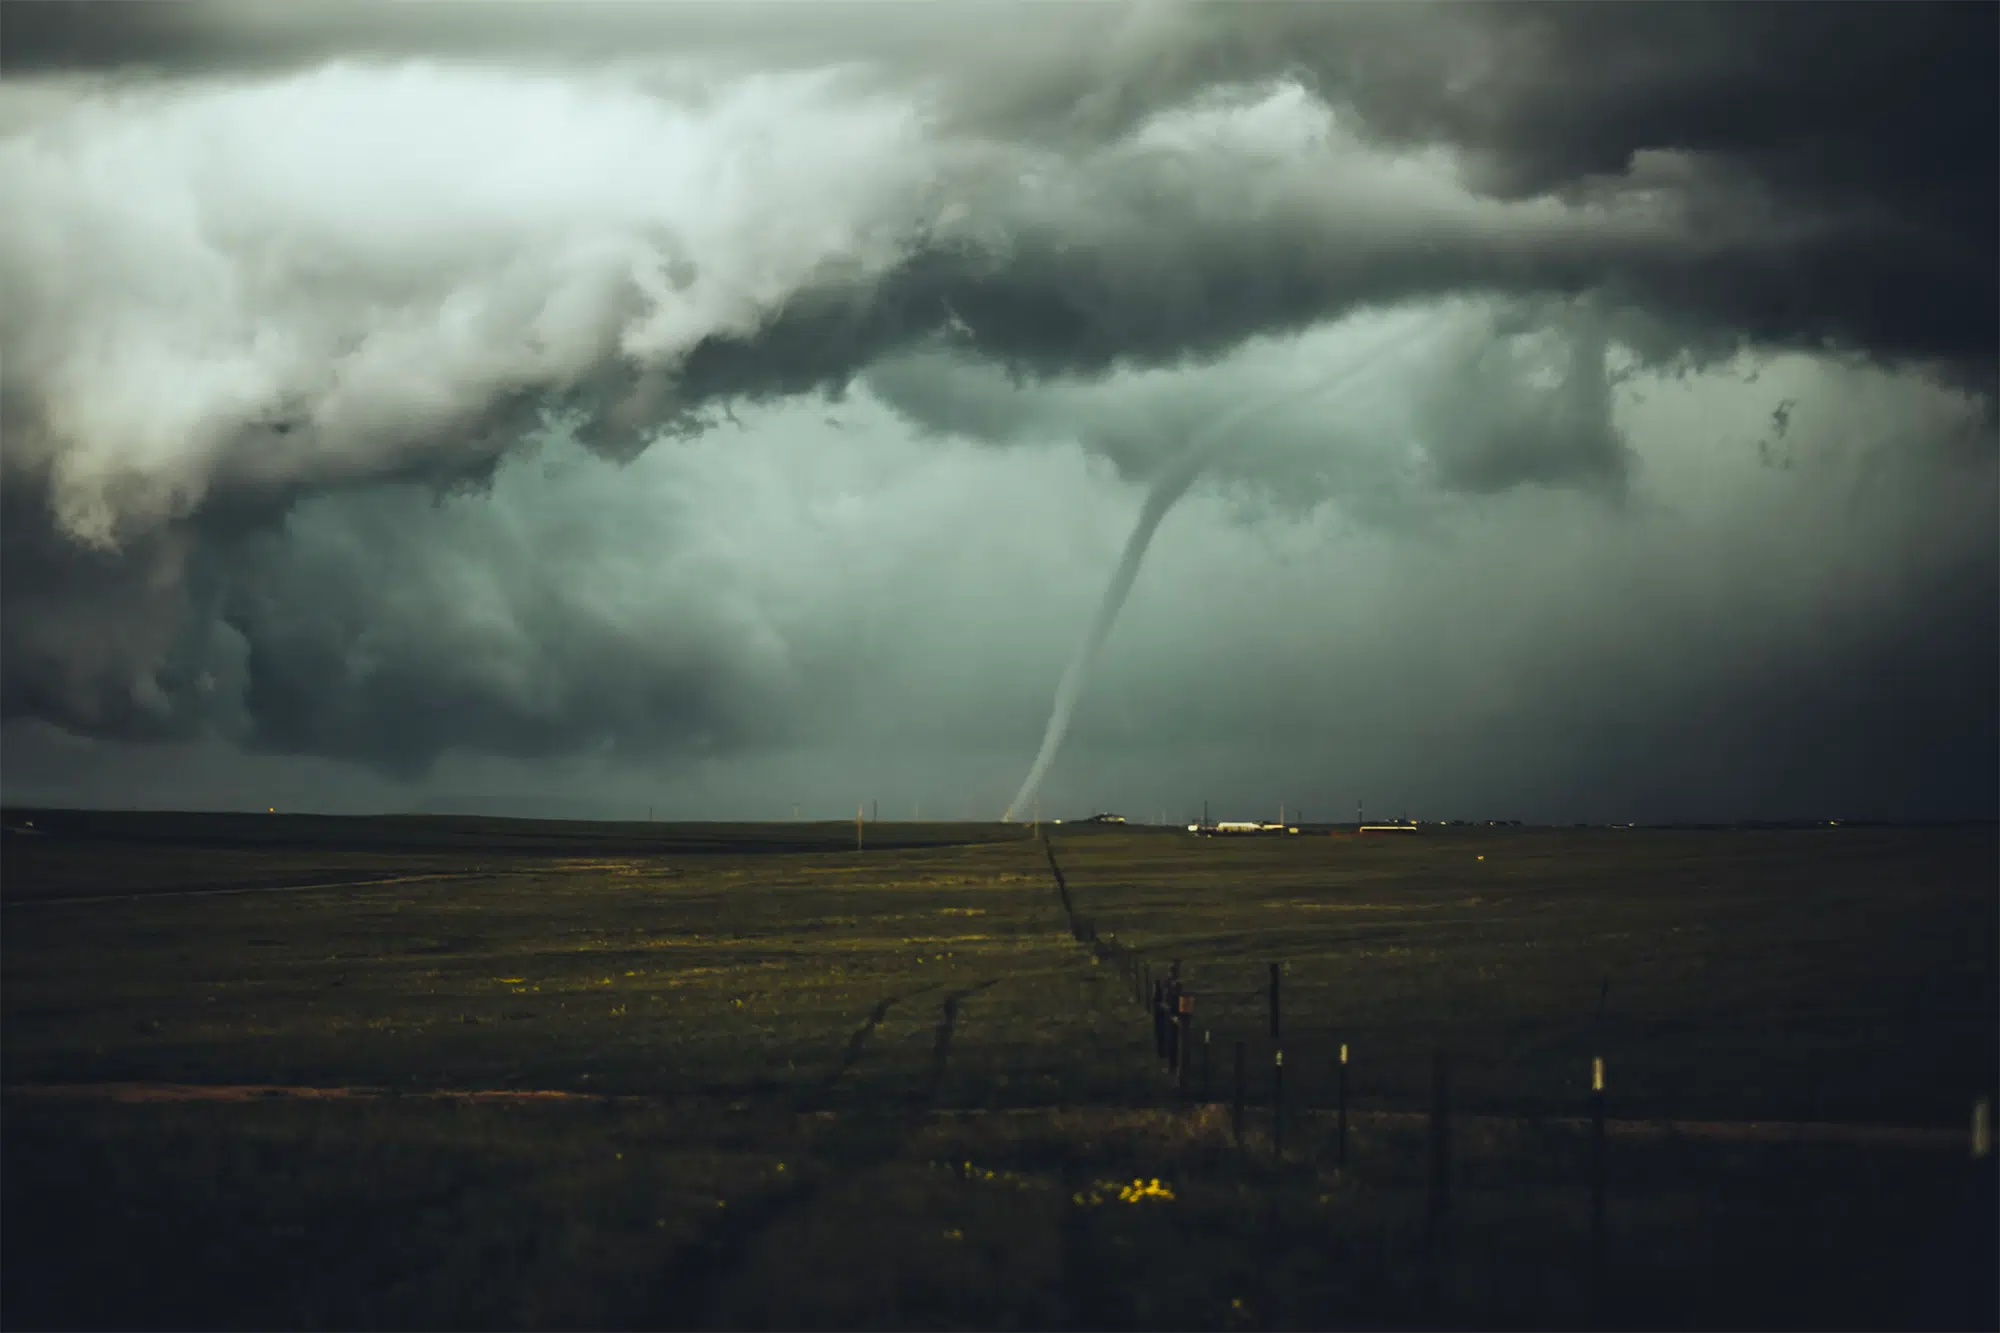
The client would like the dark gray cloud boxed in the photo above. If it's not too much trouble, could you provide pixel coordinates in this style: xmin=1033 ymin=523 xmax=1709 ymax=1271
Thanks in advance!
xmin=8 ymin=367 xmax=1989 ymax=820
xmin=0 ymin=487 xmax=206 ymax=740
xmin=9 ymin=1 xmax=1990 ymax=382
xmin=863 ymin=297 xmax=1630 ymax=501
xmin=211 ymin=502 xmax=798 ymax=779
xmin=1 ymin=2 xmax=1993 ymax=816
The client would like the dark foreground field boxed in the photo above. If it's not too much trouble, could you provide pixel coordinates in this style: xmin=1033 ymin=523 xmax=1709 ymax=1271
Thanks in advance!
xmin=3 ymin=812 xmax=1995 ymax=1330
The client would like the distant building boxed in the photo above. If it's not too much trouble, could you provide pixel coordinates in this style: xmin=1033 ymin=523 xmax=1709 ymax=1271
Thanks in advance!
xmin=1196 ymin=821 xmax=1299 ymax=836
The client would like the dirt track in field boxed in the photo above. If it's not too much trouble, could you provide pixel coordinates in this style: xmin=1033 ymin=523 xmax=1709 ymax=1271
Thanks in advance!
xmin=2 ymin=1081 xmax=1971 ymax=1147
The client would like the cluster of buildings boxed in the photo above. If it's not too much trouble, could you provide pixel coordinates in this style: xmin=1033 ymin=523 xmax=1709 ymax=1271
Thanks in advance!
xmin=1191 ymin=820 xmax=1300 ymax=836
xmin=1060 ymin=810 xmax=1460 ymax=835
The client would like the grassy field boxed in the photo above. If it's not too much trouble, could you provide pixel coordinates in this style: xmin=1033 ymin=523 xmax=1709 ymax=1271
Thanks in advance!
xmin=3 ymin=812 xmax=1994 ymax=1329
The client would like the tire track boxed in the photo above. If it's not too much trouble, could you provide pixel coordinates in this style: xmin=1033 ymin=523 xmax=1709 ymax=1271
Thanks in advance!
xmin=655 ymin=973 xmax=1000 ymax=1325
xmin=657 ymin=979 xmax=1003 ymax=1328
xmin=3 ymin=869 xmax=530 ymax=908
xmin=928 ymin=978 xmax=1002 ymax=1100
xmin=0 ymin=1084 xmax=1970 ymax=1146
xmin=815 ymin=985 xmax=937 ymax=1103
xmin=1040 ymin=836 xmax=1117 ymax=958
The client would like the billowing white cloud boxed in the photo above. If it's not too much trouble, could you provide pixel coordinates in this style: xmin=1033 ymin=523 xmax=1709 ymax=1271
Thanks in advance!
xmin=1 ymin=60 xmax=1730 ymax=553
xmin=2 ymin=62 xmax=936 ymax=544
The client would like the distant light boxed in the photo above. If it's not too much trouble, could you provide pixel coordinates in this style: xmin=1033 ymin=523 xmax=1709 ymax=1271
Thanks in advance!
xmin=1476 ymin=855 xmax=1484 ymax=861
xmin=269 ymin=807 xmax=275 ymax=813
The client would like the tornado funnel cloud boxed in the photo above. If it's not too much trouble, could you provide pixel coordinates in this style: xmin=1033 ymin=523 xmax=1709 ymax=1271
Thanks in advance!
xmin=1001 ymin=468 xmax=1195 ymax=823
xmin=1000 ymin=312 xmax=1439 ymax=823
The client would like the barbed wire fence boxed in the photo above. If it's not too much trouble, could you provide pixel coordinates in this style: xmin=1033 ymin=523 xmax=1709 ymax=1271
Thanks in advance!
xmin=1034 ymin=829 xmax=1997 ymax=1314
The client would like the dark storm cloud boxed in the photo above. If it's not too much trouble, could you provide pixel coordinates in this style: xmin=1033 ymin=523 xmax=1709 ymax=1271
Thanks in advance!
xmin=1345 ymin=2 xmax=1995 ymax=393
xmin=3 ymin=372 xmax=1993 ymax=813
xmin=208 ymin=497 xmax=799 ymax=778
xmin=1416 ymin=307 xmax=1628 ymax=495
xmin=1500 ymin=530 xmax=2000 ymax=824
xmin=0 ymin=486 xmax=207 ymax=740
xmin=9 ymin=1 xmax=1992 ymax=384
xmin=1 ymin=1 xmax=1993 ymax=800
xmin=4 ymin=3 xmax=1988 ymax=535
xmin=863 ymin=296 xmax=1630 ymax=501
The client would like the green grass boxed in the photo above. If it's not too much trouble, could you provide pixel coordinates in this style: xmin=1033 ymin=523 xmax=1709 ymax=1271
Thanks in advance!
xmin=2 ymin=814 xmax=1995 ymax=1329
xmin=1055 ymin=825 xmax=1998 ymax=1124
xmin=5 ymin=1098 xmax=1989 ymax=1330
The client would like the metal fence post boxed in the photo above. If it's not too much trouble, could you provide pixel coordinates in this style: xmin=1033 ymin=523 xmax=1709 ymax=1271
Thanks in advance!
xmin=1176 ymin=996 xmax=1193 ymax=1092
xmin=1337 ymin=1041 xmax=1349 ymax=1169
xmin=1273 ymin=1046 xmax=1285 ymax=1157
xmin=1591 ymin=1055 xmax=1607 ymax=1305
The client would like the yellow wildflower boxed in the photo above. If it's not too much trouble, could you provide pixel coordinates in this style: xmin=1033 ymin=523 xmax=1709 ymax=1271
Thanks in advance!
xmin=1117 ymin=1177 xmax=1175 ymax=1202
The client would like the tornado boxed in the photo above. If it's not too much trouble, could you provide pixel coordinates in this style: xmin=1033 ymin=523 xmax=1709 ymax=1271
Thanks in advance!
xmin=1001 ymin=312 xmax=1438 ymax=822
xmin=1000 ymin=457 xmax=1202 ymax=824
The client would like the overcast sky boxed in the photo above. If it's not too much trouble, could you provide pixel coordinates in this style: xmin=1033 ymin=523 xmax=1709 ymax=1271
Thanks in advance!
xmin=2 ymin=1 xmax=1994 ymax=824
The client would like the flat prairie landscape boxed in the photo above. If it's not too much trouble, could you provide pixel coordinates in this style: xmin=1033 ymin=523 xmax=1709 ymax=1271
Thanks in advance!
xmin=3 ymin=812 xmax=1994 ymax=1330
